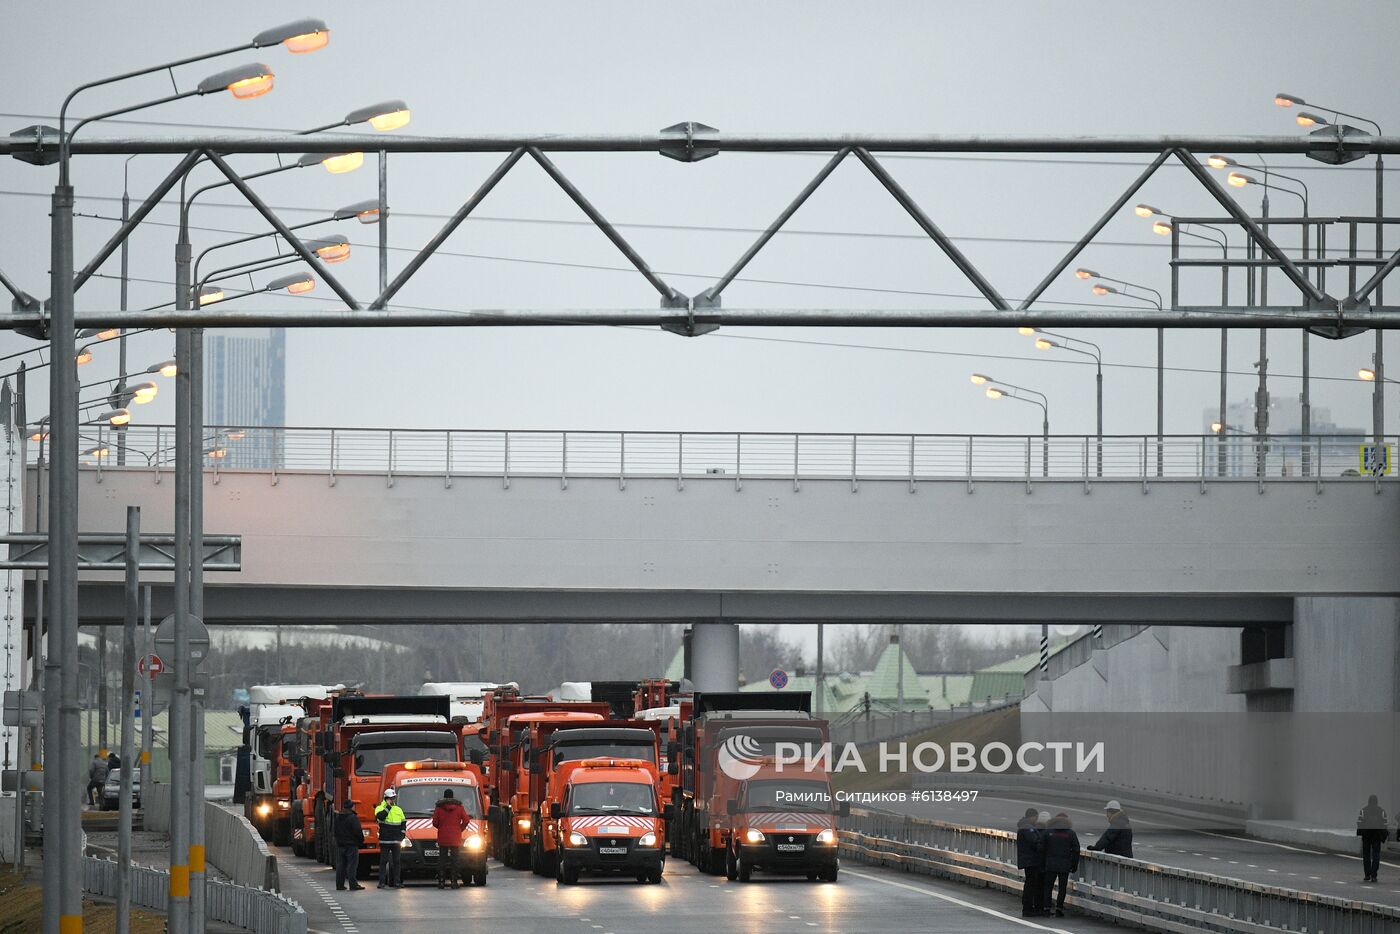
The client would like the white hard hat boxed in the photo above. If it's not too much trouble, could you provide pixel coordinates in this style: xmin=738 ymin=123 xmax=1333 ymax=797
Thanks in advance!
xmin=1038 ymin=811 xmax=1051 ymax=823
xmin=383 ymin=788 xmax=397 ymax=798
xmin=1105 ymin=799 xmax=1121 ymax=811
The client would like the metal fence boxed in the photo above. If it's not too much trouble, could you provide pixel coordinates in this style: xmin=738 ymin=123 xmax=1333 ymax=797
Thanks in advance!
xmin=59 ymin=425 xmax=1400 ymax=487
xmin=83 ymin=855 xmax=306 ymax=934
xmin=840 ymin=807 xmax=1400 ymax=934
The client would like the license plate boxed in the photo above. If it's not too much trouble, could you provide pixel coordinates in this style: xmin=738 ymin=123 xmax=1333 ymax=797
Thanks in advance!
xmin=423 ymin=849 xmax=439 ymax=857
xmin=775 ymin=843 xmax=805 ymax=853
xmin=599 ymin=846 xmax=627 ymax=855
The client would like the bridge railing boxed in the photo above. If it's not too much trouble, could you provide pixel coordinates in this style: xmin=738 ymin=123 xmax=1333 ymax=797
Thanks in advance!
xmin=840 ymin=807 xmax=1400 ymax=934
xmin=62 ymin=425 xmax=1398 ymax=485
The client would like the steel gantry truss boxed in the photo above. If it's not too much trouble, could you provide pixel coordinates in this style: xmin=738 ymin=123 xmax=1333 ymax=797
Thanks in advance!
xmin=7 ymin=128 xmax=1400 ymax=333
xmin=6 ymin=124 xmax=1400 ymax=934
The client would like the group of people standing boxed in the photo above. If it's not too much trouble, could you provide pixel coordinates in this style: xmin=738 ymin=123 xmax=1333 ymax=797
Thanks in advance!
xmin=1014 ymin=801 xmax=1133 ymax=918
xmin=85 ymin=751 xmax=121 ymax=806
xmin=331 ymin=787 xmax=473 ymax=891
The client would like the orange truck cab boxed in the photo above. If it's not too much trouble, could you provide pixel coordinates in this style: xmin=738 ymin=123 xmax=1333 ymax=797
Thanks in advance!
xmin=722 ymin=761 xmax=846 ymax=883
xmin=527 ymin=723 xmax=663 ymax=876
xmin=379 ymin=760 xmax=489 ymax=885
xmin=495 ymin=709 xmax=606 ymax=867
xmin=550 ymin=758 xmax=668 ymax=885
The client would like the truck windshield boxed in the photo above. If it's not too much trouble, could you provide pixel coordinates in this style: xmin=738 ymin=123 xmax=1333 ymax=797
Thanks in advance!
xmin=567 ymin=782 xmax=656 ymax=816
xmin=461 ymin=734 xmax=487 ymax=762
xmin=354 ymin=743 xmax=457 ymax=775
xmin=553 ymin=743 xmax=655 ymax=765
xmin=393 ymin=784 xmax=482 ymax=818
xmin=742 ymin=780 xmax=833 ymax=812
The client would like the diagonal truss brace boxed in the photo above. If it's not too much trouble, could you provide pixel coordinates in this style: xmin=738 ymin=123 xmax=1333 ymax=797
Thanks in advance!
xmin=0 ymin=532 xmax=241 ymax=572
xmin=1019 ymin=151 xmax=1173 ymax=310
xmin=854 ymin=148 xmax=1011 ymax=311
xmin=204 ymin=150 xmax=361 ymax=310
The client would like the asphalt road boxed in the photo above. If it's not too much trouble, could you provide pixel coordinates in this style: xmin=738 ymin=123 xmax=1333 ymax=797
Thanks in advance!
xmin=888 ymin=793 xmax=1400 ymax=908
xmin=271 ymin=844 xmax=1129 ymax=934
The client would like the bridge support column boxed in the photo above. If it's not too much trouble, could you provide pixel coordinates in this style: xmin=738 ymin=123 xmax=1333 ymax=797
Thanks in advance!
xmin=690 ymin=622 xmax=740 ymax=692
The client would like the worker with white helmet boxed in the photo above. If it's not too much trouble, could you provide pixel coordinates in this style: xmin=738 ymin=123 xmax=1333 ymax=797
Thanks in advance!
xmin=1086 ymin=800 xmax=1133 ymax=858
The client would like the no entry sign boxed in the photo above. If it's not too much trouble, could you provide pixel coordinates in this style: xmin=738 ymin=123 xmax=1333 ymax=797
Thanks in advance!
xmin=138 ymin=654 xmax=164 ymax=678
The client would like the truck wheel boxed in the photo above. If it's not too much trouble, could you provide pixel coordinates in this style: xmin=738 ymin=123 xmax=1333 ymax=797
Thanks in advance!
xmin=725 ymin=846 xmax=738 ymax=881
xmin=472 ymin=871 xmax=487 ymax=886
xmin=561 ymin=864 xmax=579 ymax=885
xmin=821 ymin=865 xmax=839 ymax=883
xmin=541 ymin=846 xmax=557 ymax=877
xmin=737 ymin=857 xmax=752 ymax=883
xmin=274 ymin=821 xmax=291 ymax=847
xmin=529 ymin=827 xmax=543 ymax=875
xmin=646 ymin=867 xmax=663 ymax=884
xmin=707 ymin=847 xmax=726 ymax=876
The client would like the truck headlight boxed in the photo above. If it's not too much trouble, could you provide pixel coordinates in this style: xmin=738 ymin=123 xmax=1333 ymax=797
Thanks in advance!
xmin=567 ymin=831 xmax=589 ymax=848
xmin=743 ymin=829 xmax=765 ymax=844
xmin=277 ymin=801 xmax=290 ymax=810
xmin=816 ymin=828 xmax=836 ymax=845
xmin=399 ymin=838 xmax=413 ymax=849
xmin=257 ymin=804 xmax=271 ymax=817
xmin=516 ymin=817 xmax=531 ymax=830
xmin=465 ymin=833 xmax=484 ymax=851
xmin=638 ymin=831 xmax=658 ymax=848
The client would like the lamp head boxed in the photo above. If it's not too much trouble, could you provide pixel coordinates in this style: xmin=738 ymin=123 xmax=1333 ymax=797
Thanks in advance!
xmin=1134 ymin=204 xmax=1161 ymax=219
xmin=1073 ymin=268 xmax=1098 ymax=280
xmin=970 ymin=373 xmax=991 ymax=385
xmin=344 ymin=100 xmax=411 ymax=132
xmin=129 ymin=381 xmax=158 ymax=404
xmin=76 ymin=345 xmax=94 ymax=366
xmin=197 ymin=63 xmax=275 ymax=100
xmin=308 ymin=237 xmax=351 ymax=264
xmin=253 ymin=19 xmax=330 ymax=54
xmin=1274 ymin=93 xmax=1304 ymax=108
xmin=1152 ymin=219 xmax=1173 ymax=236
xmin=197 ymin=286 xmax=224 ymax=305
xmin=1227 ymin=171 xmax=1255 ymax=188
xmin=1018 ymin=326 xmax=1038 ymax=335
xmin=298 ymin=151 xmax=365 ymax=174
xmin=1359 ymin=367 xmax=1378 ymax=381
xmin=104 ymin=409 xmax=131 ymax=427
xmin=1210 ymin=422 xmax=1224 ymax=433
xmin=265 ymin=272 xmax=316 ymax=294
xmin=148 ymin=359 xmax=178 ymax=377
xmin=333 ymin=199 xmax=382 ymax=224
xmin=985 ymin=387 xmax=1004 ymax=400
xmin=1034 ymin=338 xmax=1056 ymax=350
xmin=1092 ymin=284 xmax=1116 ymax=296
xmin=1206 ymin=154 xmax=1235 ymax=169
xmin=1296 ymin=111 xmax=1327 ymax=129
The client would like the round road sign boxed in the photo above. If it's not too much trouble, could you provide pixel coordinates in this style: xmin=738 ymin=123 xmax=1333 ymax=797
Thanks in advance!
xmin=137 ymin=654 xmax=164 ymax=677
xmin=768 ymin=668 xmax=789 ymax=689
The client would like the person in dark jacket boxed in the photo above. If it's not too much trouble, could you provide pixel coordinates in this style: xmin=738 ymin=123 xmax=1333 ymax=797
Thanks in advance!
xmin=1014 ymin=808 xmax=1046 ymax=916
xmin=1087 ymin=800 xmax=1134 ymax=859
xmin=375 ymin=788 xmax=407 ymax=889
xmin=432 ymin=788 xmax=470 ymax=889
xmin=1357 ymin=794 xmax=1390 ymax=883
xmin=1040 ymin=812 xmax=1080 ymax=917
xmin=334 ymin=799 xmax=366 ymax=891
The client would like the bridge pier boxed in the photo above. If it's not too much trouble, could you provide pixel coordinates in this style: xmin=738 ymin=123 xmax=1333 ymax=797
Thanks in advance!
xmin=689 ymin=621 xmax=740 ymax=693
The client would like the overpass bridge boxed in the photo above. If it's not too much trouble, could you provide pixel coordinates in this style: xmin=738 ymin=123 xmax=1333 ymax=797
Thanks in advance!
xmin=39 ymin=425 xmax=1400 ymax=633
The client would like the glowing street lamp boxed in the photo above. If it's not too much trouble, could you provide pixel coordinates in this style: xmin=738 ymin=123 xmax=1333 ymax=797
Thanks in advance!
xmin=969 ymin=373 xmax=991 ymax=385
xmin=197 ymin=286 xmax=225 ymax=305
xmin=76 ymin=345 xmax=94 ymax=366
xmin=147 ymin=359 xmax=179 ymax=377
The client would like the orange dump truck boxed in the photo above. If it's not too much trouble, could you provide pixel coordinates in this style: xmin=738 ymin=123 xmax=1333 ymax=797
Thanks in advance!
xmin=550 ymin=758 xmax=667 ymax=885
xmin=525 ymin=722 xmax=663 ymax=876
xmin=721 ymin=760 xmax=845 ymax=883
xmin=482 ymin=698 xmax=609 ymax=867
xmin=379 ymin=760 xmax=489 ymax=885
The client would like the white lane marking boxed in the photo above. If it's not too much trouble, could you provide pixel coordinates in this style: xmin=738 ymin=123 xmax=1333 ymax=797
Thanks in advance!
xmin=844 ymin=869 xmax=1074 ymax=933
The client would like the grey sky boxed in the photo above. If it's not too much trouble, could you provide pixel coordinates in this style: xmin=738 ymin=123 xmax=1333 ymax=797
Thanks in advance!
xmin=2 ymin=0 xmax=1396 ymax=439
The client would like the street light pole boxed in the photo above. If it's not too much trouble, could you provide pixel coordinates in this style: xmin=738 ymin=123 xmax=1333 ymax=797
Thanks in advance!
xmin=1028 ymin=321 xmax=1104 ymax=476
xmin=116 ymin=506 xmax=139 ymax=934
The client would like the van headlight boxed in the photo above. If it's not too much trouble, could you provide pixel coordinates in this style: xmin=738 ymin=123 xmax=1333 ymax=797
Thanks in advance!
xmin=399 ymin=838 xmax=413 ymax=849
xmin=816 ymin=828 xmax=836 ymax=845
xmin=743 ymin=829 xmax=765 ymax=844
xmin=567 ymin=831 xmax=589 ymax=848
xmin=638 ymin=831 xmax=658 ymax=848
xmin=465 ymin=833 xmax=484 ymax=851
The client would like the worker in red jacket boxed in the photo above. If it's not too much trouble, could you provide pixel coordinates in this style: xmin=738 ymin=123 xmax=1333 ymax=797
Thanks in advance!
xmin=432 ymin=788 xmax=470 ymax=889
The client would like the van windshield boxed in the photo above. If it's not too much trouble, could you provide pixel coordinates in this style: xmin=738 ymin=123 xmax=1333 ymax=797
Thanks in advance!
xmin=567 ymin=782 xmax=655 ymax=816
xmin=392 ymin=784 xmax=481 ymax=817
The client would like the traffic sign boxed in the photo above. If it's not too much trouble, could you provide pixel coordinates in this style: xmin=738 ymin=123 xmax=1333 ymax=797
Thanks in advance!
xmin=152 ymin=670 xmax=209 ymax=708
xmin=768 ymin=668 xmax=789 ymax=690
xmin=153 ymin=614 xmax=210 ymax=669
xmin=137 ymin=654 xmax=164 ymax=678
xmin=1361 ymin=444 xmax=1393 ymax=476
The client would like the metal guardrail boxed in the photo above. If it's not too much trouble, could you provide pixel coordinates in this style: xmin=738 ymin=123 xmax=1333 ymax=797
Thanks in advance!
xmin=840 ymin=807 xmax=1400 ymax=934
xmin=55 ymin=425 xmax=1400 ymax=487
xmin=83 ymin=855 xmax=306 ymax=934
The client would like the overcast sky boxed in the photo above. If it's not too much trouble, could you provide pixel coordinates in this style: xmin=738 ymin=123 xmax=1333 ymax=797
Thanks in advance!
xmin=3 ymin=0 xmax=1397 ymax=440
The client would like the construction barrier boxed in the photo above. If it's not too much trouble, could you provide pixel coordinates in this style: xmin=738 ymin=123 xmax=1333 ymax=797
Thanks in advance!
xmin=83 ymin=855 xmax=305 ymax=934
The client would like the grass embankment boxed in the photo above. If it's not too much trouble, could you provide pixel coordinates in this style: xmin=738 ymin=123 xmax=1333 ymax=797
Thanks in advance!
xmin=0 ymin=863 xmax=167 ymax=934
xmin=832 ymin=706 xmax=1021 ymax=794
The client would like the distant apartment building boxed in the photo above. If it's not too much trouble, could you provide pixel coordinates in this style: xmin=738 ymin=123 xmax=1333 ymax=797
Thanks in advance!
xmin=205 ymin=327 xmax=285 ymax=468
xmin=1201 ymin=394 xmax=1367 ymax=478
